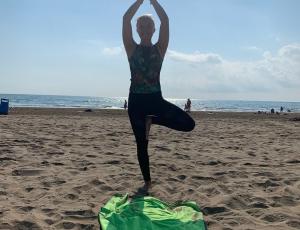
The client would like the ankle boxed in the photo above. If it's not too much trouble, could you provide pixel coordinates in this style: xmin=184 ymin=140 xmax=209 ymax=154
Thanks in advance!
xmin=145 ymin=181 xmax=152 ymax=188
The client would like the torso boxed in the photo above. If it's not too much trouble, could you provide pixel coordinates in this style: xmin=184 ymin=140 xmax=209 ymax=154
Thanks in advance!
xmin=128 ymin=44 xmax=163 ymax=94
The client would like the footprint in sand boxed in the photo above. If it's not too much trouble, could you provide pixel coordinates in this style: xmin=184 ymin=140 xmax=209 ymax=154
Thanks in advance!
xmin=224 ymin=196 xmax=248 ymax=210
xmin=104 ymin=160 xmax=120 ymax=165
xmin=106 ymin=132 xmax=117 ymax=137
xmin=14 ymin=220 xmax=41 ymax=230
xmin=47 ymin=151 xmax=65 ymax=156
xmin=90 ymin=179 xmax=106 ymax=186
xmin=63 ymin=210 xmax=96 ymax=220
xmin=206 ymin=160 xmax=222 ymax=166
xmin=249 ymin=201 xmax=269 ymax=209
xmin=25 ymin=187 xmax=34 ymax=192
xmin=246 ymin=209 xmax=266 ymax=218
xmin=55 ymin=222 xmax=95 ymax=230
xmin=12 ymin=169 xmax=43 ymax=176
xmin=283 ymin=178 xmax=299 ymax=185
xmin=255 ymin=179 xmax=280 ymax=189
xmin=52 ymin=162 xmax=65 ymax=166
xmin=191 ymin=175 xmax=215 ymax=181
xmin=0 ymin=223 xmax=12 ymax=229
xmin=0 ymin=156 xmax=16 ymax=162
xmin=64 ymin=193 xmax=79 ymax=200
xmin=18 ymin=206 xmax=35 ymax=212
xmin=253 ymin=171 xmax=275 ymax=177
xmin=261 ymin=213 xmax=291 ymax=223
xmin=78 ymin=224 xmax=95 ymax=229
xmin=44 ymin=219 xmax=55 ymax=226
xmin=56 ymin=221 xmax=75 ymax=229
xmin=100 ymin=184 xmax=114 ymax=191
xmin=41 ymin=208 xmax=54 ymax=212
xmin=204 ymin=187 xmax=221 ymax=197
xmin=270 ymin=196 xmax=297 ymax=207
xmin=86 ymin=154 xmax=97 ymax=158
xmin=41 ymin=160 xmax=50 ymax=165
xmin=214 ymin=171 xmax=227 ymax=176
xmin=0 ymin=190 xmax=7 ymax=196
xmin=174 ymin=152 xmax=190 ymax=160
xmin=166 ymin=177 xmax=179 ymax=182
xmin=168 ymin=164 xmax=178 ymax=171
xmin=202 ymin=206 xmax=228 ymax=215
xmin=42 ymin=179 xmax=66 ymax=188
xmin=155 ymin=145 xmax=171 ymax=152
xmin=13 ymin=139 xmax=31 ymax=144
xmin=287 ymin=220 xmax=300 ymax=229
xmin=177 ymin=175 xmax=187 ymax=180
xmin=286 ymin=159 xmax=300 ymax=164
xmin=72 ymin=184 xmax=91 ymax=193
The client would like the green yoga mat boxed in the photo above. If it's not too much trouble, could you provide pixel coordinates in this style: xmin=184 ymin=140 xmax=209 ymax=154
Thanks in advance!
xmin=99 ymin=194 xmax=206 ymax=230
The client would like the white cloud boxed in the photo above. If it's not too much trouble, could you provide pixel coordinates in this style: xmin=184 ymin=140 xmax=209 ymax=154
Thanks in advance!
xmin=102 ymin=46 xmax=123 ymax=56
xmin=163 ymin=43 xmax=300 ymax=100
xmin=168 ymin=50 xmax=223 ymax=64
xmin=95 ymin=43 xmax=300 ymax=100
xmin=242 ymin=46 xmax=263 ymax=52
xmin=278 ymin=43 xmax=300 ymax=62
xmin=81 ymin=40 xmax=124 ymax=56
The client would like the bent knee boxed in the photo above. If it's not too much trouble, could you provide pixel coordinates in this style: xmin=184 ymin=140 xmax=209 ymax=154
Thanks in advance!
xmin=188 ymin=118 xmax=196 ymax=131
xmin=183 ymin=117 xmax=195 ymax=132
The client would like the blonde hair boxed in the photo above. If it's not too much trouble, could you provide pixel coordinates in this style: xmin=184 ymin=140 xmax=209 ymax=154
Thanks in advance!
xmin=137 ymin=14 xmax=155 ymax=28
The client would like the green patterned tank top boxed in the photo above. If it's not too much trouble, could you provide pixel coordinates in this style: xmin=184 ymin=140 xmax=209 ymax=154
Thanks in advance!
xmin=128 ymin=44 xmax=163 ymax=94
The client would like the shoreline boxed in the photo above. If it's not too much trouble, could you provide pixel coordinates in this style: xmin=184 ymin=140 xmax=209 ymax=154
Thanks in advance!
xmin=6 ymin=106 xmax=300 ymax=115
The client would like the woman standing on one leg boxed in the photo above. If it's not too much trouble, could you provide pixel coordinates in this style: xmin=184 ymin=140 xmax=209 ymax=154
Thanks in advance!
xmin=123 ymin=0 xmax=195 ymax=192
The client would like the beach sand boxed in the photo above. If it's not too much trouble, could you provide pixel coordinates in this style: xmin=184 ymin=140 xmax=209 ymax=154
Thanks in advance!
xmin=0 ymin=108 xmax=299 ymax=230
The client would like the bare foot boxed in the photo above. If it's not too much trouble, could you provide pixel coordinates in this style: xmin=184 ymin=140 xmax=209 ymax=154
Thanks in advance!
xmin=136 ymin=181 xmax=152 ymax=196
xmin=144 ymin=181 xmax=152 ymax=190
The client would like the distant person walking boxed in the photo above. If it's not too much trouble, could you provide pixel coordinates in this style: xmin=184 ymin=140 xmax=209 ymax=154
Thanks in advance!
xmin=184 ymin=98 xmax=191 ymax=112
xmin=187 ymin=98 xmax=191 ymax=112
xmin=280 ymin=106 xmax=284 ymax=112
xmin=124 ymin=100 xmax=128 ymax=110
xmin=123 ymin=0 xmax=195 ymax=192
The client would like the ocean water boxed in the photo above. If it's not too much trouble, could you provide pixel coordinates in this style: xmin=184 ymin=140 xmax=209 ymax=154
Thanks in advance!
xmin=1 ymin=94 xmax=300 ymax=112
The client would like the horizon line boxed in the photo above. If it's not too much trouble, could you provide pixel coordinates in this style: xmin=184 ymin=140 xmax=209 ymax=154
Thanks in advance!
xmin=1 ymin=92 xmax=300 ymax=103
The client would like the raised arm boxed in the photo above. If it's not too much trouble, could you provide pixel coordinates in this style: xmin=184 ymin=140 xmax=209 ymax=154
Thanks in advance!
xmin=123 ymin=0 xmax=144 ymax=58
xmin=151 ymin=0 xmax=169 ymax=58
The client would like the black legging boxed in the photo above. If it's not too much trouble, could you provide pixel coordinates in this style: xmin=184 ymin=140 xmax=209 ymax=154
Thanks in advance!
xmin=128 ymin=92 xmax=195 ymax=182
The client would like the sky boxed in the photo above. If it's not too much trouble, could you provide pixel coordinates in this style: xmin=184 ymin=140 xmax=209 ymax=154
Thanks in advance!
xmin=0 ymin=0 xmax=300 ymax=101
